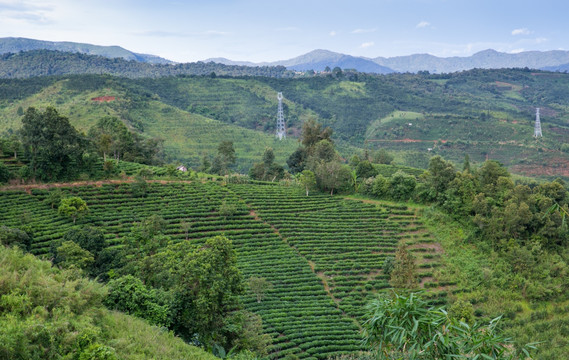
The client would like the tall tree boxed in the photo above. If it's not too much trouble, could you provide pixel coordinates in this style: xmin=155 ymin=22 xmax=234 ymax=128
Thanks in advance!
xmin=20 ymin=107 xmax=86 ymax=181
xmin=88 ymin=116 xmax=133 ymax=162
xmin=389 ymin=244 xmax=417 ymax=289
xmin=301 ymin=119 xmax=333 ymax=149
xmin=212 ymin=141 xmax=236 ymax=175
xmin=164 ymin=236 xmax=243 ymax=344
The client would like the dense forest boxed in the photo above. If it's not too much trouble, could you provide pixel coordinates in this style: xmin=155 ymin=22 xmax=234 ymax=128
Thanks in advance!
xmin=0 ymin=50 xmax=293 ymax=79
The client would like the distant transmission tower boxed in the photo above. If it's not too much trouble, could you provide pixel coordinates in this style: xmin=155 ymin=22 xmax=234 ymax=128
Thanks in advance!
xmin=534 ymin=107 xmax=542 ymax=137
xmin=276 ymin=92 xmax=286 ymax=140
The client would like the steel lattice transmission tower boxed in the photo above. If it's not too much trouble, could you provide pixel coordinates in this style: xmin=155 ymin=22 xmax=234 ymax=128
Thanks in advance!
xmin=534 ymin=107 xmax=542 ymax=137
xmin=276 ymin=92 xmax=286 ymax=140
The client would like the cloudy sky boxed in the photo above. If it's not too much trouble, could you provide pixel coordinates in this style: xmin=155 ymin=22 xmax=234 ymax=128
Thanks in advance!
xmin=0 ymin=0 xmax=567 ymax=63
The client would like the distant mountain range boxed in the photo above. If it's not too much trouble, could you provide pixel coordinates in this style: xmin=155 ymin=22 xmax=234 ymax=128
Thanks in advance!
xmin=2 ymin=37 xmax=569 ymax=74
xmin=0 ymin=37 xmax=174 ymax=64
xmin=207 ymin=50 xmax=394 ymax=74
xmin=208 ymin=49 xmax=569 ymax=74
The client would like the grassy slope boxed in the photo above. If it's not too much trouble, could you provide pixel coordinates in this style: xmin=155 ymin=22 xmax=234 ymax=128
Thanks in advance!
xmin=0 ymin=78 xmax=301 ymax=170
xmin=421 ymin=208 xmax=569 ymax=360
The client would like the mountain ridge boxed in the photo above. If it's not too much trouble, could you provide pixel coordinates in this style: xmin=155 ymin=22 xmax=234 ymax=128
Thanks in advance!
xmin=207 ymin=48 xmax=569 ymax=74
xmin=0 ymin=37 xmax=174 ymax=64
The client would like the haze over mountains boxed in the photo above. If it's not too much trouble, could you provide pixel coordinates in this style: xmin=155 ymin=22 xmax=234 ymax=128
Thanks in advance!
xmin=208 ymin=48 xmax=569 ymax=74
xmin=2 ymin=37 xmax=569 ymax=74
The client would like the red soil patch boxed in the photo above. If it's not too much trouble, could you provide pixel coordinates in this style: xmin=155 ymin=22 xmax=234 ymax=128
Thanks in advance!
xmin=91 ymin=96 xmax=116 ymax=102
xmin=510 ymin=158 xmax=569 ymax=177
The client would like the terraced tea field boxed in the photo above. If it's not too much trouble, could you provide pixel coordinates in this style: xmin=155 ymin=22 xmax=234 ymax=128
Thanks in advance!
xmin=0 ymin=180 xmax=445 ymax=359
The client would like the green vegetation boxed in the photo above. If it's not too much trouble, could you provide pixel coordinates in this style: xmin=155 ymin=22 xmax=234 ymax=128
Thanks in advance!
xmin=363 ymin=291 xmax=535 ymax=359
xmin=3 ymin=64 xmax=569 ymax=359
xmin=0 ymin=50 xmax=293 ymax=78
xmin=0 ymin=177 xmax=448 ymax=359
xmin=0 ymin=245 xmax=217 ymax=360
xmin=2 ymin=68 xmax=569 ymax=177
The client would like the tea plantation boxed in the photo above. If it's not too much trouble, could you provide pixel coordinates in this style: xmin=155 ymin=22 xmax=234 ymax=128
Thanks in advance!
xmin=0 ymin=180 xmax=443 ymax=359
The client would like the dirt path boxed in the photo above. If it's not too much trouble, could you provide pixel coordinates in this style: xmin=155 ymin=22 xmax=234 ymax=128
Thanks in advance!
xmin=0 ymin=179 xmax=195 ymax=193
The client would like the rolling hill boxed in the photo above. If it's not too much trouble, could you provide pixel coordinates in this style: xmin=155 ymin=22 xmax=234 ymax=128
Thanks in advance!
xmin=1 ymin=68 xmax=569 ymax=178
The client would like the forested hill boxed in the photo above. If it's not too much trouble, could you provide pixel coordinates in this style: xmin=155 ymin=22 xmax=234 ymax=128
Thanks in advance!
xmin=0 ymin=50 xmax=292 ymax=79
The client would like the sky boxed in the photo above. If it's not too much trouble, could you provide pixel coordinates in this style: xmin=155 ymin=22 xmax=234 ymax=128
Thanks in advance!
xmin=0 ymin=0 xmax=568 ymax=63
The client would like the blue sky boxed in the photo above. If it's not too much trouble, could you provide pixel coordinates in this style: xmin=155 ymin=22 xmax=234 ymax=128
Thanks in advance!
xmin=0 ymin=0 xmax=567 ymax=63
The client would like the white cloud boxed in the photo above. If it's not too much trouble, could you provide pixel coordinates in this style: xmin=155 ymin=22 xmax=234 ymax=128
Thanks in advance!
xmin=511 ymin=28 xmax=531 ymax=36
xmin=535 ymin=37 xmax=547 ymax=44
xmin=360 ymin=41 xmax=374 ymax=48
xmin=416 ymin=21 xmax=430 ymax=28
xmin=329 ymin=30 xmax=336 ymax=36
xmin=509 ymin=48 xmax=525 ymax=53
xmin=352 ymin=28 xmax=376 ymax=34
xmin=0 ymin=0 xmax=56 ymax=24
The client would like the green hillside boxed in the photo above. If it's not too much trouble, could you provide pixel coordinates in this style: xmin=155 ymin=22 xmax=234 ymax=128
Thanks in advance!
xmin=1 ymin=68 xmax=569 ymax=177
xmin=0 ymin=180 xmax=445 ymax=359
xmin=0 ymin=244 xmax=217 ymax=360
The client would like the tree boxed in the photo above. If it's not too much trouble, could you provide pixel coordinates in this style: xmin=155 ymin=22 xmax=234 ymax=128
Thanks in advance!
xmin=287 ymin=147 xmax=307 ymax=174
xmin=422 ymin=155 xmax=456 ymax=202
xmin=54 ymin=240 xmax=94 ymax=271
xmin=104 ymin=275 xmax=171 ymax=327
xmin=58 ymin=197 xmax=88 ymax=224
xmin=249 ymin=147 xmax=284 ymax=181
xmin=389 ymin=171 xmax=417 ymax=201
xmin=372 ymin=149 xmax=394 ymax=165
xmin=315 ymin=160 xmax=351 ymax=195
xmin=218 ymin=140 xmax=236 ymax=165
xmin=20 ymin=107 xmax=87 ymax=181
xmin=298 ymin=170 xmax=317 ymax=196
xmin=0 ymin=162 xmax=11 ymax=183
xmin=301 ymin=119 xmax=333 ymax=149
xmin=389 ymin=244 xmax=417 ymax=289
xmin=164 ymin=236 xmax=244 ymax=345
xmin=463 ymin=153 xmax=471 ymax=172
xmin=219 ymin=200 xmax=238 ymax=219
xmin=355 ymin=160 xmax=378 ymax=179
xmin=248 ymin=277 xmax=273 ymax=303
xmin=223 ymin=310 xmax=271 ymax=356
xmin=130 ymin=175 xmax=148 ymax=198
xmin=212 ymin=141 xmax=236 ymax=175
xmin=0 ymin=226 xmax=31 ymax=250
xmin=311 ymin=139 xmax=336 ymax=162
xmin=262 ymin=147 xmax=275 ymax=167
xmin=372 ymin=175 xmax=389 ymax=197
xmin=89 ymin=116 xmax=133 ymax=162
xmin=63 ymin=226 xmax=106 ymax=256
xmin=477 ymin=160 xmax=510 ymax=194
xmin=181 ymin=221 xmax=191 ymax=241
